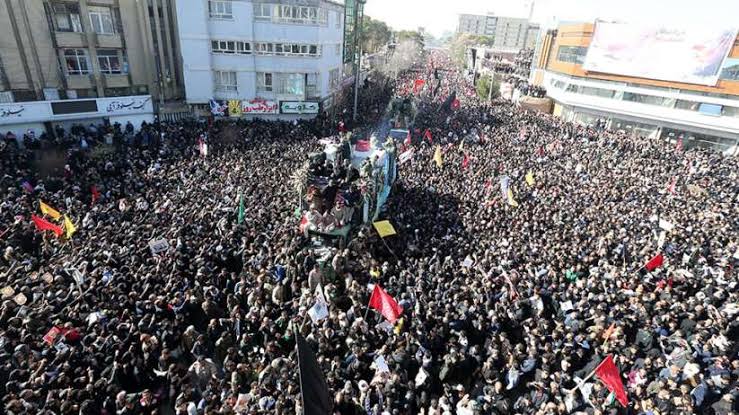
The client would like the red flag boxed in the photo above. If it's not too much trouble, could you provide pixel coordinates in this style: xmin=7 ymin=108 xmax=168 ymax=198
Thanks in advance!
xmin=299 ymin=214 xmax=309 ymax=233
xmin=31 ymin=214 xmax=63 ymax=237
xmin=423 ymin=129 xmax=432 ymax=143
xmin=675 ymin=138 xmax=683 ymax=152
xmin=355 ymin=140 xmax=371 ymax=152
xmin=594 ymin=355 xmax=628 ymax=407
xmin=644 ymin=253 xmax=664 ymax=271
xmin=462 ymin=153 xmax=469 ymax=169
xmin=91 ymin=185 xmax=101 ymax=205
xmin=413 ymin=79 xmax=425 ymax=94
xmin=368 ymin=285 xmax=403 ymax=323
xmin=451 ymin=98 xmax=460 ymax=109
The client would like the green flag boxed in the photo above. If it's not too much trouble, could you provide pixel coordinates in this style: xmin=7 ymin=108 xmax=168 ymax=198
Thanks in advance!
xmin=237 ymin=194 xmax=245 ymax=224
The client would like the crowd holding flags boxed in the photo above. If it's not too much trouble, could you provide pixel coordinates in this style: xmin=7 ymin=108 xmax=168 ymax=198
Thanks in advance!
xmin=433 ymin=145 xmax=443 ymax=167
xmin=32 ymin=200 xmax=77 ymax=239
xmin=368 ymin=285 xmax=403 ymax=324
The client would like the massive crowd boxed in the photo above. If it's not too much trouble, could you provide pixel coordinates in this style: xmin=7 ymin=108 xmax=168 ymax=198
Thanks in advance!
xmin=1 ymin=51 xmax=737 ymax=415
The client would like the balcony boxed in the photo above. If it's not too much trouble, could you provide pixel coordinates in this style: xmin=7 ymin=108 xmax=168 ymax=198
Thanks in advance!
xmin=102 ymin=74 xmax=130 ymax=88
xmin=93 ymin=32 xmax=123 ymax=48
xmin=65 ymin=74 xmax=95 ymax=89
xmin=55 ymin=32 xmax=87 ymax=48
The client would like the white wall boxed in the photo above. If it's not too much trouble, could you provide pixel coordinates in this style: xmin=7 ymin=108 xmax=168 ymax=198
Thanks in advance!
xmin=176 ymin=0 xmax=344 ymax=104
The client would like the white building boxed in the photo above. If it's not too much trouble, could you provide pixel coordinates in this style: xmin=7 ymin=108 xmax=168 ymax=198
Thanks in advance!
xmin=175 ymin=0 xmax=345 ymax=118
xmin=457 ymin=13 xmax=538 ymax=53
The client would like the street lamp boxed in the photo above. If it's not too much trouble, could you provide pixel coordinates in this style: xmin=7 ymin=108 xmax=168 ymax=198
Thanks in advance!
xmin=352 ymin=0 xmax=366 ymax=123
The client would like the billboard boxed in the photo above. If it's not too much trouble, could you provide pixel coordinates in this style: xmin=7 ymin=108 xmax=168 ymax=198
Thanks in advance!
xmin=583 ymin=21 xmax=737 ymax=86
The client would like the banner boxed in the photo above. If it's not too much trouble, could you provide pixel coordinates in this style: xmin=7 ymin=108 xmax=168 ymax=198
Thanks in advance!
xmin=228 ymin=100 xmax=242 ymax=117
xmin=584 ymin=21 xmax=737 ymax=86
xmin=281 ymin=101 xmax=319 ymax=114
xmin=209 ymin=99 xmax=227 ymax=116
xmin=242 ymin=99 xmax=278 ymax=114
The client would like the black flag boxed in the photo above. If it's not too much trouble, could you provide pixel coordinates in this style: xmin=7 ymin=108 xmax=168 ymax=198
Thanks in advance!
xmin=296 ymin=332 xmax=331 ymax=414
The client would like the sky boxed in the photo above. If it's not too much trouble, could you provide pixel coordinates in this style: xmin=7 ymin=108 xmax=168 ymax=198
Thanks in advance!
xmin=363 ymin=0 xmax=739 ymax=37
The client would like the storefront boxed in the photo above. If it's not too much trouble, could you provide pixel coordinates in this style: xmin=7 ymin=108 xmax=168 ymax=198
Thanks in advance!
xmin=0 ymin=95 xmax=154 ymax=140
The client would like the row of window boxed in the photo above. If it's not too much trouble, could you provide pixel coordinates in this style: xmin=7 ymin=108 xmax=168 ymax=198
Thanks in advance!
xmin=64 ymin=49 xmax=126 ymax=75
xmin=209 ymin=1 xmax=337 ymax=27
xmin=550 ymin=78 xmax=739 ymax=118
xmin=52 ymin=3 xmax=117 ymax=34
xmin=211 ymin=40 xmax=330 ymax=57
xmin=213 ymin=70 xmax=325 ymax=97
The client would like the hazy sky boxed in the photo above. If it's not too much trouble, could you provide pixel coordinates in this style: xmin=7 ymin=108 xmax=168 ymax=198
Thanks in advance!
xmin=363 ymin=0 xmax=739 ymax=37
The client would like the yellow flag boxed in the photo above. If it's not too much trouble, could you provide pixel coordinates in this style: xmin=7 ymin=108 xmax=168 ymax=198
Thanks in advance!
xmin=228 ymin=100 xmax=242 ymax=117
xmin=39 ymin=201 xmax=61 ymax=220
xmin=64 ymin=215 xmax=77 ymax=238
xmin=433 ymin=145 xmax=443 ymax=167
xmin=373 ymin=220 xmax=397 ymax=238
xmin=507 ymin=189 xmax=519 ymax=208
xmin=525 ymin=171 xmax=535 ymax=187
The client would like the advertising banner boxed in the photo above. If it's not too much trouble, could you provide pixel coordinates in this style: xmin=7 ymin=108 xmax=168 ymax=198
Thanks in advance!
xmin=584 ymin=21 xmax=737 ymax=86
xmin=281 ymin=101 xmax=319 ymax=114
xmin=242 ymin=99 xmax=279 ymax=114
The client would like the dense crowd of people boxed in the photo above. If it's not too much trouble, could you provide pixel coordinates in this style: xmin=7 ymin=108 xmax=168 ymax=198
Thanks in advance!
xmin=1 ymin=51 xmax=737 ymax=415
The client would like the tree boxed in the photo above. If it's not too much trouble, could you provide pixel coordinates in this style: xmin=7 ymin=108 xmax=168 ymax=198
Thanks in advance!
xmin=395 ymin=30 xmax=425 ymax=49
xmin=447 ymin=33 xmax=494 ymax=68
xmin=476 ymin=75 xmax=500 ymax=101
xmin=361 ymin=16 xmax=392 ymax=54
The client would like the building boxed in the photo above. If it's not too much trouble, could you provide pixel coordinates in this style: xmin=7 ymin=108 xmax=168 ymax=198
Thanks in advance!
xmin=530 ymin=22 xmax=739 ymax=153
xmin=176 ymin=0 xmax=345 ymax=118
xmin=457 ymin=13 xmax=538 ymax=52
xmin=0 ymin=0 xmax=182 ymax=137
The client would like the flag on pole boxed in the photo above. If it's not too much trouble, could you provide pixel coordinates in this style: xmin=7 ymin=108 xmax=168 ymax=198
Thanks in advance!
xmin=21 ymin=180 xmax=34 ymax=194
xmin=413 ymin=79 xmax=425 ymax=94
xmin=525 ymin=171 xmax=535 ymax=187
xmin=39 ymin=201 xmax=62 ymax=220
xmin=462 ymin=153 xmax=469 ymax=169
xmin=644 ymin=253 xmax=664 ymax=271
xmin=433 ymin=145 xmax=443 ymax=168
xmin=404 ymin=130 xmax=411 ymax=147
xmin=507 ymin=189 xmax=519 ymax=208
xmin=368 ymin=285 xmax=403 ymax=323
xmin=91 ymin=185 xmax=101 ymax=205
xmin=423 ymin=129 xmax=432 ymax=143
xmin=295 ymin=332 xmax=332 ymax=415
xmin=31 ymin=214 xmax=63 ymax=237
xmin=237 ymin=193 xmax=245 ymax=224
xmin=63 ymin=215 xmax=77 ymax=238
xmin=594 ymin=355 xmax=628 ymax=407
xmin=372 ymin=220 xmax=397 ymax=238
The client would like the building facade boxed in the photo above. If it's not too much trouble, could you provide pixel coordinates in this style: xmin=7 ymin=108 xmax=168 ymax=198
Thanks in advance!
xmin=0 ymin=0 xmax=182 ymax=103
xmin=530 ymin=23 xmax=739 ymax=153
xmin=457 ymin=13 xmax=538 ymax=52
xmin=176 ymin=0 xmax=345 ymax=117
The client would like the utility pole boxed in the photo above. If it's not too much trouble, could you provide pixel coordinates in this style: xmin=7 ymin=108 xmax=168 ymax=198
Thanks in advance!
xmin=352 ymin=0 xmax=366 ymax=123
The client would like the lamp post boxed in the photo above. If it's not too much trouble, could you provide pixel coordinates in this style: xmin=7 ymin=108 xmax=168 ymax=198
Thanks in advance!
xmin=352 ymin=0 xmax=366 ymax=123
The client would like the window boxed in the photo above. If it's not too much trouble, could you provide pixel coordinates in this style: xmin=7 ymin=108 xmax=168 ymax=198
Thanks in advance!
xmin=52 ymin=3 xmax=82 ymax=32
xmin=721 ymin=106 xmax=739 ymax=118
xmin=556 ymin=46 xmax=587 ymax=64
xmin=720 ymin=61 xmax=739 ymax=80
xmin=675 ymin=99 xmax=700 ymax=111
xmin=209 ymin=0 xmax=233 ymax=19
xmin=211 ymin=40 xmax=251 ymax=55
xmin=254 ymin=42 xmax=320 ymax=57
xmin=89 ymin=6 xmax=115 ymax=34
xmin=276 ymin=73 xmax=304 ymax=95
xmin=336 ymin=44 xmax=341 ymax=56
xmin=257 ymin=72 xmax=273 ymax=92
xmin=335 ymin=11 xmax=341 ymax=28
xmin=97 ymin=49 xmax=121 ymax=74
xmin=272 ymin=5 xmax=325 ymax=25
xmin=329 ymin=68 xmax=340 ymax=90
xmin=213 ymin=70 xmax=237 ymax=92
xmin=64 ymin=49 xmax=90 ymax=75
xmin=306 ymin=73 xmax=319 ymax=98
xmin=254 ymin=3 xmax=272 ymax=20
xmin=622 ymin=92 xmax=668 ymax=106
xmin=698 ymin=103 xmax=722 ymax=116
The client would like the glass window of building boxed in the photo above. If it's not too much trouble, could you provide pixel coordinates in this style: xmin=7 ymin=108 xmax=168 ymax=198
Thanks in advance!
xmin=97 ymin=49 xmax=121 ymax=74
xmin=89 ymin=6 xmax=115 ymax=34
xmin=53 ymin=3 xmax=83 ymax=32
xmin=556 ymin=46 xmax=587 ymax=64
xmin=64 ymin=49 xmax=90 ymax=75
xmin=213 ymin=70 xmax=237 ymax=92
xmin=209 ymin=1 xmax=233 ymax=19
xmin=257 ymin=72 xmax=273 ymax=92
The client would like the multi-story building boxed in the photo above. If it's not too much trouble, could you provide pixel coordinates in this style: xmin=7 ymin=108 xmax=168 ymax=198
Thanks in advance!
xmin=457 ymin=13 xmax=538 ymax=52
xmin=176 ymin=0 xmax=345 ymax=118
xmin=530 ymin=22 xmax=739 ymax=153
xmin=0 ymin=0 xmax=182 ymax=137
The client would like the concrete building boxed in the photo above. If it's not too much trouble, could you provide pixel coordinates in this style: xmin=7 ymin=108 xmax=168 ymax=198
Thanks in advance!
xmin=530 ymin=22 xmax=739 ymax=153
xmin=175 ymin=0 xmax=345 ymax=118
xmin=0 ymin=0 xmax=182 ymax=103
xmin=457 ymin=13 xmax=538 ymax=52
